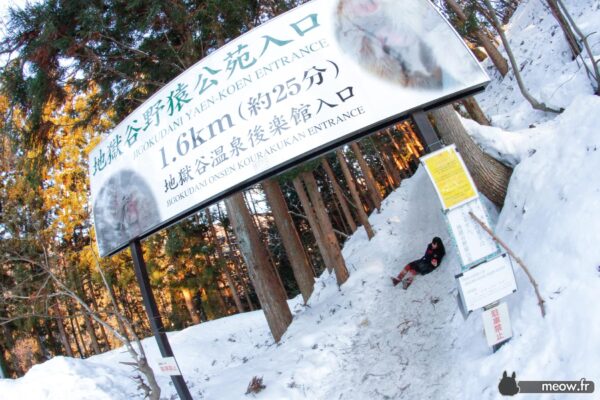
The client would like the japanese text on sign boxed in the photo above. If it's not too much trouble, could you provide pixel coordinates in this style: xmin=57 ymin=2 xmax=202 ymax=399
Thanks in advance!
xmin=422 ymin=145 xmax=478 ymax=210
xmin=89 ymin=0 xmax=489 ymax=257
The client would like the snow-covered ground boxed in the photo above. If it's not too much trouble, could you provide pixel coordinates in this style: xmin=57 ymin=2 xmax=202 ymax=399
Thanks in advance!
xmin=2 ymin=0 xmax=600 ymax=398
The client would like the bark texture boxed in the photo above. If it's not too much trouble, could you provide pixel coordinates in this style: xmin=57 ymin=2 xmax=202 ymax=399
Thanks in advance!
xmin=292 ymin=176 xmax=334 ymax=272
xmin=430 ymin=105 xmax=512 ymax=207
xmin=262 ymin=178 xmax=315 ymax=303
xmin=462 ymin=96 xmax=491 ymax=126
xmin=300 ymin=172 xmax=349 ymax=286
xmin=205 ymin=208 xmax=245 ymax=314
xmin=350 ymin=142 xmax=383 ymax=211
xmin=336 ymin=150 xmax=375 ymax=239
xmin=321 ymin=159 xmax=357 ymax=233
xmin=224 ymin=193 xmax=292 ymax=342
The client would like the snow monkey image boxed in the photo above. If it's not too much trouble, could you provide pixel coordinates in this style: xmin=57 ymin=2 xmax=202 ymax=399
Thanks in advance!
xmin=93 ymin=170 xmax=161 ymax=256
xmin=335 ymin=0 xmax=469 ymax=90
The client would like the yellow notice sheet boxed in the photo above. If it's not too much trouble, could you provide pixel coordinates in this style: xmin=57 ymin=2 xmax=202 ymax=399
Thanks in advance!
xmin=422 ymin=145 xmax=477 ymax=210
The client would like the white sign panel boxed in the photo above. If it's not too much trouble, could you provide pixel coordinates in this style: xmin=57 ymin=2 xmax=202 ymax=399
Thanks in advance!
xmin=157 ymin=357 xmax=182 ymax=376
xmin=456 ymin=255 xmax=517 ymax=311
xmin=446 ymin=199 xmax=498 ymax=266
xmin=89 ymin=0 xmax=489 ymax=256
xmin=482 ymin=302 xmax=512 ymax=346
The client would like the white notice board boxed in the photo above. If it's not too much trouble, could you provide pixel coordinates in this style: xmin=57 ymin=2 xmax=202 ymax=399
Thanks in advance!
xmin=482 ymin=302 xmax=512 ymax=346
xmin=157 ymin=357 xmax=182 ymax=376
xmin=446 ymin=198 xmax=499 ymax=267
xmin=456 ymin=255 xmax=517 ymax=311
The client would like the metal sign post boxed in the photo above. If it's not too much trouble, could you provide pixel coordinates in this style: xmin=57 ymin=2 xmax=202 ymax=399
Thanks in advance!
xmin=411 ymin=111 xmax=444 ymax=153
xmin=130 ymin=240 xmax=193 ymax=400
xmin=421 ymin=145 xmax=517 ymax=352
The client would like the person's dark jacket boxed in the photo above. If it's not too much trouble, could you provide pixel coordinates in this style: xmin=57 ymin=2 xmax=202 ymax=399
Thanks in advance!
xmin=410 ymin=241 xmax=446 ymax=275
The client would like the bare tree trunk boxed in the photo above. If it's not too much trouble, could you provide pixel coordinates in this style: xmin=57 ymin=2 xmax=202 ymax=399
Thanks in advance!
xmin=82 ymin=312 xmax=101 ymax=355
xmin=445 ymin=0 xmax=509 ymax=76
xmin=86 ymin=280 xmax=111 ymax=351
xmin=476 ymin=31 xmax=510 ymax=77
xmin=243 ymin=190 xmax=284 ymax=291
xmin=386 ymin=131 xmax=410 ymax=172
xmin=461 ymin=96 xmax=491 ymax=125
xmin=429 ymin=105 xmax=512 ymax=207
xmin=224 ymin=193 xmax=292 ymax=342
xmin=0 ymin=342 xmax=9 ymax=378
xmin=373 ymin=137 xmax=402 ymax=187
xmin=546 ymin=0 xmax=581 ymax=58
xmin=108 ymin=283 xmax=129 ymax=336
xmin=180 ymin=287 xmax=201 ymax=324
xmin=1 ymin=325 xmax=19 ymax=377
xmin=335 ymin=149 xmax=375 ymax=239
xmin=52 ymin=299 xmax=74 ymax=357
xmin=292 ymin=176 xmax=334 ymax=272
xmin=203 ymin=254 xmax=229 ymax=316
xmin=380 ymin=130 xmax=407 ymax=173
xmin=205 ymin=208 xmax=245 ymax=314
xmin=481 ymin=0 xmax=562 ymax=113
xmin=350 ymin=142 xmax=383 ymax=211
xmin=300 ymin=171 xmax=349 ymax=285
xmin=328 ymin=189 xmax=349 ymax=234
xmin=217 ymin=202 xmax=257 ymax=312
xmin=262 ymin=178 xmax=316 ymax=303
xmin=368 ymin=139 xmax=396 ymax=190
xmin=321 ymin=159 xmax=357 ymax=233
xmin=555 ymin=0 xmax=600 ymax=94
xmin=66 ymin=308 xmax=84 ymax=358
xmin=404 ymin=122 xmax=425 ymax=155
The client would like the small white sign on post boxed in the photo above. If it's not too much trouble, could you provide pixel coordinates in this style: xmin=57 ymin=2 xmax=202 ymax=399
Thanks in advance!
xmin=157 ymin=357 xmax=182 ymax=376
xmin=456 ymin=255 xmax=517 ymax=312
xmin=482 ymin=302 xmax=512 ymax=346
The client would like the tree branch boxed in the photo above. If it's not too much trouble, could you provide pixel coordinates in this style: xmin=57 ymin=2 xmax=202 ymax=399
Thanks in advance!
xmin=481 ymin=0 xmax=563 ymax=113
xmin=468 ymin=211 xmax=546 ymax=318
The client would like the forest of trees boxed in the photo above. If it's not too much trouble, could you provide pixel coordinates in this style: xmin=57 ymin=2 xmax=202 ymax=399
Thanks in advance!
xmin=1 ymin=0 xmax=593 ymax=384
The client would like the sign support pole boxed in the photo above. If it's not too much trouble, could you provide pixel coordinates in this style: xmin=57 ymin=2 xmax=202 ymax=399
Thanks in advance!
xmin=130 ymin=240 xmax=193 ymax=400
xmin=411 ymin=111 xmax=444 ymax=153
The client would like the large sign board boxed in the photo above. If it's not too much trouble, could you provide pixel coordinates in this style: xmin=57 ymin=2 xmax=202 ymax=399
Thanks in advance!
xmin=89 ymin=0 xmax=489 ymax=256
xmin=456 ymin=255 xmax=517 ymax=312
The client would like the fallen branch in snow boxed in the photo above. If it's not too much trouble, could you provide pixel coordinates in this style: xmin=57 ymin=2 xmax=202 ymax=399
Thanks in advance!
xmin=468 ymin=212 xmax=546 ymax=318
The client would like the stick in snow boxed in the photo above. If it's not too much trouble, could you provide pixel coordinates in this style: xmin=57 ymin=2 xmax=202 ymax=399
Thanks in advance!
xmin=468 ymin=211 xmax=546 ymax=318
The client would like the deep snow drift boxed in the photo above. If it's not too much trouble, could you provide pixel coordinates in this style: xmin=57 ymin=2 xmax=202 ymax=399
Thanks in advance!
xmin=1 ymin=0 xmax=600 ymax=398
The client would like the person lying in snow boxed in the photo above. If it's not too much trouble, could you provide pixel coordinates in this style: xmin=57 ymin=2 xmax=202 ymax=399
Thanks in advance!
xmin=391 ymin=237 xmax=446 ymax=289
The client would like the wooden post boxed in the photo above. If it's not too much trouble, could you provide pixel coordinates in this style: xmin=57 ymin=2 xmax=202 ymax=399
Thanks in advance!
xmin=321 ymin=159 xmax=357 ymax=233
xmin=292 ymin=176 xmax=334 ymax=272
xmin=350 ymin=142 xmax=383 ymax=211
xmin=335 ymin=149 xmax=375 ymax=239
xmin=205 ymin=208 xmax=245 ymax=314
xmin=224 ymin=193 xmax=292 ymax=342
xmin=262 ymin=178 xmax=316 ymax=303
xmin=301 ymin=171 xmax=349 ymax=285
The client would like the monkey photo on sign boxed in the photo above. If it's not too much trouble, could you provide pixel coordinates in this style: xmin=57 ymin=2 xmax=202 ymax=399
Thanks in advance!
xmin=93 ymin=170 xmax=161 ymax=256
xmin=335 ymin=0 xmax=476 ymax=90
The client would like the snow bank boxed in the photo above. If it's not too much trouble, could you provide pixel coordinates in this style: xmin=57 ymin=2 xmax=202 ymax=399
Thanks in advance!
xmin=475 ymin=0 xmax=600 ymax=130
